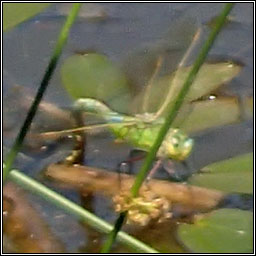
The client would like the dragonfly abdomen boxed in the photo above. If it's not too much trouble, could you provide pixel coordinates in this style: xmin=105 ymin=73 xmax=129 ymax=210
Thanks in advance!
xmin=74 ymin=98 xmax=136 ymax=123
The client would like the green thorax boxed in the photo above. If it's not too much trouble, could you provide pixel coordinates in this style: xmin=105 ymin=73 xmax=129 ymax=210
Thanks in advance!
xmin=110 ymin=121 xmax=160 ymax=150
xmin=109 ymin=121 xmax=193 ymax=161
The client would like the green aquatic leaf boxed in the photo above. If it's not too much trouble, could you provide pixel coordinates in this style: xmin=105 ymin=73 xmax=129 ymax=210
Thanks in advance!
xmin=61 ymin=53 xmax=132 ymax=112
xmin=178 ymin=209 xmax=253 ymax=253
xmin=173 ymin=96 xmax=252 ymax=134
xmin=133 ymin=62 xmax=242 ymax=114
xmin=3 ymin=3 xmax=51 ymax=31
xmin=167 ymin=62 xmax=242 ymax=103
xmin=188 ymin=153 xmax=253 ymax=193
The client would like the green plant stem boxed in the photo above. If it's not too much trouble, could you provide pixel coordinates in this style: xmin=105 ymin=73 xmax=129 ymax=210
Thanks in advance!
xmin=101 ymin=212 xmax=127 ymax=253
xmin=102 ymin=3 xmax=235 ymax=253
xmin=3 ymin=3 xmax=82 ymax=182
xmin=7 ymin=169 xmax=158 ymax=253
xmin=131 ymin=3 xmax=234 ymax=197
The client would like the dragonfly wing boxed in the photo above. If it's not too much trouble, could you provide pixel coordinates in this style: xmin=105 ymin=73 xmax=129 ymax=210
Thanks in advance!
xmin=132 ymin=74 xmax=174 ymax=114
xmin=132 ymin=61 xmax=242 ymax=117
xmin=122 ymin=17 xmax=198 ymax=115
xmin=170 ymin=61 xmax=243 ymax=104
xmin=172 ymin=96 xmax=253 ymax=134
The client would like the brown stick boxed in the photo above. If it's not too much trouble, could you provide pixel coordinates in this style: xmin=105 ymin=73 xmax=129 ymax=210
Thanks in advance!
xmin=46 ymin=164 xmax=225 ymax=212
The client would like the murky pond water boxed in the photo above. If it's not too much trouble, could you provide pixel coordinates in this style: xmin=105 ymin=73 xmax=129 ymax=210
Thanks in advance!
xmin=3 ymin=3 xmax=253 ymax=253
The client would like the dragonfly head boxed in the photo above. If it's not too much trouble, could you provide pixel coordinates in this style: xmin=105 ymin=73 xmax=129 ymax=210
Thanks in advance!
xmin=165 ymin=129 xmax=194 ymax=161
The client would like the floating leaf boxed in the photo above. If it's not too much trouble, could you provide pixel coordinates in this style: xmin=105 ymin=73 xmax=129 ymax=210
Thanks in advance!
xmin=178 ymin=209 xmax=253 ymax=253
xmin=167 ymin=62 xmax=242 ymax=103
xmin=133 ymin=62 xmax=242 ymax=114
xmin=173 ymin=96 xmax=253 ymax=134
xmin=61 ymin=53 xmax=131 ymax=112
xmin=188 ymin=153 xmax=253 ymax=193
xmin=3 ymin=3 xmax=51 ymax=31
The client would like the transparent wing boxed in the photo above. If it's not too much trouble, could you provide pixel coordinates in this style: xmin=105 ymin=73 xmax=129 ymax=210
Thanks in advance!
xmin=133 ymin=60 xmax=242 ymax=118
xmin=122 ymin=16 xmax=199 ymax=115
xmin=173 ymin=96 xmax=253 ymax=134
xmin=128 ymin=15 xmax=243 ymax=125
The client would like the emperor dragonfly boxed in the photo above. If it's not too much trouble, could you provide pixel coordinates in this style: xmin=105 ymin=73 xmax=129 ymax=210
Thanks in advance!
xmin=73 ymin=97 xmax=194 ymax=162
xmin=40 ymin=58 xmax=245 ymax=180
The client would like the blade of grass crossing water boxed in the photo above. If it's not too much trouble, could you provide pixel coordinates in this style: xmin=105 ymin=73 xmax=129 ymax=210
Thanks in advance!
xmin=3 ymin=4 xmax=82 ymax=182
xmin=7 ymin=168 xmax=158 ymax=253
xmin=131 ymin=3 xmax=235 ymax=196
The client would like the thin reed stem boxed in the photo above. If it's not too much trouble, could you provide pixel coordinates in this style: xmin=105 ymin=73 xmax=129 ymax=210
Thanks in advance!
xmin=102 ymin=3 xmax=235 ymax=253
xmin=3 ymin=4 xmax=82 ymax=182
xmin=7 ymin=168 xmax=158 ymax=253
xmin=131 ymin=3 xmax=234 ymax=197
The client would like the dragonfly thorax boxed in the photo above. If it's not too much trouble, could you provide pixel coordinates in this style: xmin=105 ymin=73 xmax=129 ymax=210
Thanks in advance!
xmin=158 ymin=129 xmax=194 ymax=161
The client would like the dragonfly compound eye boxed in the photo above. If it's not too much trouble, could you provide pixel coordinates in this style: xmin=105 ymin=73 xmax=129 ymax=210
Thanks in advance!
xmin=165 ymin=129 xmax=194 ymax=161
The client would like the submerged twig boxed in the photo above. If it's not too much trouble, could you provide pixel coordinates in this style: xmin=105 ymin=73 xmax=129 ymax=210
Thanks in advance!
xmin=46 ymin=164 xmax=225 ymax=212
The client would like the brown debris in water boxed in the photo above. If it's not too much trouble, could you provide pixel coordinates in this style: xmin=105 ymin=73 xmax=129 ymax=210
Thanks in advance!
xmin=3 ymin=182 xmax=65 ymax=253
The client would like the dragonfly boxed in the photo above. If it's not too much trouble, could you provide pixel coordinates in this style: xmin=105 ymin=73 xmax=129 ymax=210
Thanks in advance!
xmin=39 ymin=22 xmax=251 ymax=180
xmin=40 ymin=30 xmax=251 ymax=226
xmin=40 ymin=56 xmax=245 ymax=181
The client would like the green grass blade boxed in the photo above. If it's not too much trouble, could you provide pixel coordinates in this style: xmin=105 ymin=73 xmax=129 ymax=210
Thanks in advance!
xmin=7 ymin=168 xmax=158 ymax=253
xmin=3 ymin=4 xmax=82 ymax=182
xmin=131 ymin=2 xmax=235 ymax=196
xmin=101 ymin=212 xmax=127 ymax=253
xmin=102 ymin=3 xmax=235 ymax=253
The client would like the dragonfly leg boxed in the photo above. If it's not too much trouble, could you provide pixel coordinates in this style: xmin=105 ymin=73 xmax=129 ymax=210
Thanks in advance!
xmin=146 ymin=159 xmax=163 ymax=181
xmin=162 ymin=160 xmax=176 ymax=176
xmin=164 ymin=160 xmax=194 ymax=181
xmin=64 ymin=109 xmax=86 ymax=165
xmin=116 ymin=149 xmax=146 ymax=190
xmin=128 ymin=149 xmax=147 ymax=162
xmin=117 ymin=149 xmax=146 ymax=175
